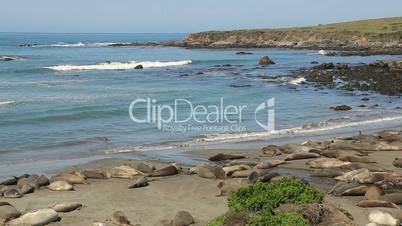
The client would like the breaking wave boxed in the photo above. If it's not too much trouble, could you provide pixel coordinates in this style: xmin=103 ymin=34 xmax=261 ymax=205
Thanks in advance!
xmin=44 ymin=60 xmax=192 ymax=71
xmin=30 ymin=42 xmax=130 ymax=48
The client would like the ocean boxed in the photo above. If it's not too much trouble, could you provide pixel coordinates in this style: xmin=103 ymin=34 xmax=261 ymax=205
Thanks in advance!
xmin=0 ymin=33 xmax=402 ymax=177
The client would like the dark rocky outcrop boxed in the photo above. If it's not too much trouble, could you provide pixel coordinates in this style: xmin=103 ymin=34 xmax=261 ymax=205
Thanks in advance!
xmin=258 ymin=56 xmax=275 ymax=65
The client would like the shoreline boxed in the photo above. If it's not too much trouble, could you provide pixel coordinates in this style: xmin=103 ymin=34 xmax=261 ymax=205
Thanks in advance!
xmin=2 ymin=128 xmax=402 ymax=225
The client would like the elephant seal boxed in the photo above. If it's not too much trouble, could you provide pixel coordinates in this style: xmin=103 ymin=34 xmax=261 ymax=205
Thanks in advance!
xmin=217 ymin=180 xmax=243 ymax=196
xmin=196 ymin=165 xmax=226 ymax=179
xmin=0 ymin=185 xmax=8 ymax=196
xmin=357 ymin=200 xmax=400 ymax=209
xmin=224 ymin=160 xmax=257 ymax=167
xmin=312 ymin=169 xmax=345 ymax=178
xmin=208 ymin=153 xmax=246 ymax=162
xmin=17 ymin=178 xmax=34 ymax=189
xmin=3 ymin=188 xmax=22 ymax=198
xmin=107 ymin=165 xmax=141 ymax=179
xmin=365 ymin=186 xmax=383 ymax=200
xmin=173 ymin=211 xmax=195 ymax=226
xmin=335 ymin=168 xmax=370 ymax=182
xmin=368 ymin=210 xmax=399 ymax=226
xmin=261 ymin=145 xmax=282 ymax=157
xmin=51 ymin=173 xmax=87 ymax=184
xmin=340 ymin=162 xmax=388 ymax=172
xmin=258 ymin=172 xmax=280 ymax=183
xmin=223 ymin=165 xmax=251 ymax=176
xmin=111 ymin=211 xmax=131 ymax=226
xmin=255 ymin=160 xmax=286 ymax=169
xmin=20 ymin=184 xmax=36 ymax=195
xmin=359 ymin=172 xmax=386 ymax=184
xmin=393 ymin=158 xmax=402 ymax=168
xmin=50 ymin=202 xmax=82 ymax=212
xmin=48 ymin=181 xmax=74 ymax=191
xmin=338 ymin=155 xmax=376 ymax=163
xmin=82 ymin=169 xmax=106 ymax=179
xmin=90 ymin=223 xmax=106 ymax=226
xmin=379 ymin=193 xmax=402 ymax=204
xmin=151 ymin=165 xmax=178 ymax=177
xmin=8 ymin=209 xmax=60 ymax=226
xmin=280 ymin=144 xmax=312 ymax=154
xmin=329 ymin=181 xmax=368 ymax=196
xmin=128 ymin=177 xmax=149 ymax=189
xmin=0 ymin=177 xmax=18 ymax=186
xmin=35 ymin=175 xmax=50 ymax=187
xmin=0 ymin=202 xmax=20 ymax=222
xmin=231 ymin=169 xmax=253 ymax=178
xmin=135 ymin=162 xmax=155 ymax=174
xmin=284 ymin=152 xmax=320 ymax=161
xmin=306 ymin=158 xmax=351 ymax=169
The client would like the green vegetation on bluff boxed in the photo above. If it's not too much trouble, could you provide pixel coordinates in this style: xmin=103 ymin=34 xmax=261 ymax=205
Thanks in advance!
xmin=184 ymin=17 xmax=402 ymax=51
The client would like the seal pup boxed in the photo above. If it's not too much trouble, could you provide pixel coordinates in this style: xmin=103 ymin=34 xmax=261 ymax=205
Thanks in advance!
xmin=3 ymin=188 xmax=22 ymax=198
xmin=284 ymin=152 xmax=320 ymax=161
xmin=8 ymin=209 xmax=60 ymax=226
xmin=128 ymin=177 xmax=149 ymax=189
xmin=357 ymin=200 xmax=400 ymax=209
xmin=255 ymin=160 xmax=286 ymax=169
xmin=82 ymin=169 xmax=106 ymax=179
xmin=111 ymin=211 xmax=132 ymax=226
xmin=261 ymin=145 xmax=282 ymax=156
xmin=50 ymin=202 xmax=82 ymax=213
xmin=368 ymin=210 xmax=399 ymax=226
xmin=0 ymin=202 xmax=20 ymax=222
xmin=196 ymin=165 xmax=226 ymax=179
xmin=107 ymin=165 xmax=141 ymax=179
xmin=208 ymin=153 xmax=246 ymax=162
xmin=223 ymin=165 xmax=251 ymax=176
xmin=48 ymin=181 xmax=74 ymax=191
xmin=307 ymin=158 xmax=351 ymax=169
xmin=393 ymin=158 xmax=402 ymax=168
xmin=151 ymin=165 xmax=178 ymax=177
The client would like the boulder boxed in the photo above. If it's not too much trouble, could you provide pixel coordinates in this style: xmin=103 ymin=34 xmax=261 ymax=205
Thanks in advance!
xmin=134 ymin=64 xmax=143 ymax=69
xmin=173 ymin=211 xmax=195 ymax=226
xmin=111 ymin=211 xmax=131 ymax=226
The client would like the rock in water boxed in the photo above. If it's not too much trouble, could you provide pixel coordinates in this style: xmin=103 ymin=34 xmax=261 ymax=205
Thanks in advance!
xmin=258 ymin=56 xmax=275 ymax=65
xmin=50 ymin=202 xmax=82 ymax=213
xmin=196 ymin=165 xmax=226 ymax=179
xmin=48 ymin=181 xmax=74 ymax=191
xmin=393 ymin=158 xmax=402 ymax=168
xmin=107 ymin=165 xmax=141 ymax=179
xmin=134 ymin=64 xmax=143 ymax=69
xmin=332 ymin=105 xmax=352 ymax=111
xmin=128 ymin=177 xmax=149 ymax=189
xmin=368 ymin=210 xmax=399 ymax=226
xmin=173 ymin=211 xmax=195 ymax=226
xmin=208 ymin=153 xmax=246 ymax=161
xmin=8 ymin=209 xmax=60 ymax=226
xmin=111 ymin=211 xmax=131 ymax=226
xmin=0 ymin=202 xmax=20 ymax=222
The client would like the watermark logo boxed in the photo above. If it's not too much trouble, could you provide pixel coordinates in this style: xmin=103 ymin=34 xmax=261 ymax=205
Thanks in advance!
xmin=129 ymin=97 xmax=275 ymax=133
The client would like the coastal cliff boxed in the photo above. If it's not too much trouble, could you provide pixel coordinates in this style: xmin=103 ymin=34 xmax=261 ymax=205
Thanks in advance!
xmin=183 ymin=17 xmax=402 ymax=52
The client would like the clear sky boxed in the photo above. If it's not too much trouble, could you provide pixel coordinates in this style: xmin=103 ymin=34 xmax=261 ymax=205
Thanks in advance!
xmin=1 ymin=0 xmax=401 ymax=33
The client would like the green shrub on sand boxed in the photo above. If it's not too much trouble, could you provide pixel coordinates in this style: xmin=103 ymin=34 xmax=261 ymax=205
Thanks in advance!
xmin=207 ymin=177 xmax=324 ymax=226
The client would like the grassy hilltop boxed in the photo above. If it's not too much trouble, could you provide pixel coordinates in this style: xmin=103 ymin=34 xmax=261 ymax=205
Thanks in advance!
xmin=183 ymin=17 xmax=402 ymax=51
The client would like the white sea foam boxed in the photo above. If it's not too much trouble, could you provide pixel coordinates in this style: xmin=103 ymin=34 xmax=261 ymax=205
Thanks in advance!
xmin=33 ymin=42 xmax=130 ymax=48
xmin=288 ymin=77 xmax=306 ymax=85
xmin=0 ymin=101 xmax=16 ymax=106
xmin=45 ymin=60 xmax=192 ymax=71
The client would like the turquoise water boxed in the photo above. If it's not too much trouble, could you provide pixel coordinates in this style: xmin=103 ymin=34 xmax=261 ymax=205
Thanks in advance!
xmin=0 ymin=33 xmax=402 ymax=168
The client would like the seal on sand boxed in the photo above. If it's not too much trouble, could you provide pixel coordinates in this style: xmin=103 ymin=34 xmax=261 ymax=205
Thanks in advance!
xmin=261 ymin=145 xmax=282 ymax=156
xmin=208 ymin=153 xmax=246 ymax=162
xmin=0 ymin=202 xmax=20 ymax=222
xmin=284 ymin=152 xmax=320 ymax=161
xmin=196 ymin=165 xmax=226 ymax=179
xmin=50 ymin=202 xmax=82 ymax=213
xmin=151 ymin=165 xmax=178 ymax=177
xmin=255 ymin=160 xmax=286 ymax=169
xmin=223 ymin=165 xmax=251 ymax=176
xmin=379 ymin=193 xmax=402 ymax=205
xmin=111 ymin=211 xmax=131 ymax=226
xmin=48 ymin=181 xmax=74 ymax=191
xmin=107 ymin=165 xmax=141 ymax=179
xmin=3 ymin=188 xmax=22 ymax=198
xmin=357 ymin=200 xmax=400 ymax=209
xmin=8 ymin=209 xmax=60 ymax=226
xmin=365 ymin=186 xmax=383 ymax=200
xmin=128 ymin=177 xmax=149 ymax=189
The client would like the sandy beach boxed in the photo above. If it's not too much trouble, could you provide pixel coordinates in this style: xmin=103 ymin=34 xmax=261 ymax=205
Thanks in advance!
xmin=2 ymin=129 xmax=402 ymax=226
